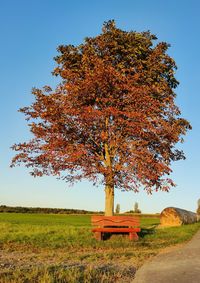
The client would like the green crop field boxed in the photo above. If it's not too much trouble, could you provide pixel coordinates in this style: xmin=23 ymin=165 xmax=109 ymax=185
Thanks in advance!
xmin=0 ymin=213 xmax=199 ymax=282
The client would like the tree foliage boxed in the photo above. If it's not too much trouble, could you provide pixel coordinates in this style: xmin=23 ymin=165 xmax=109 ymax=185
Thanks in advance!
xmin=11 ymin=20 xmax=191 ymax=198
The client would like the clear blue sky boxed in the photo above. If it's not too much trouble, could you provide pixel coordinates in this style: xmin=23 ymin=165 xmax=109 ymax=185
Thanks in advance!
xmin=0 ymin=0 xmax=199 ymax=213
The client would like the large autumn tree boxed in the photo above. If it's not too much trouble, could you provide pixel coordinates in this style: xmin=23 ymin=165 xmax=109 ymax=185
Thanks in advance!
xmin=12 ymin=21 xmax=191 ymax=216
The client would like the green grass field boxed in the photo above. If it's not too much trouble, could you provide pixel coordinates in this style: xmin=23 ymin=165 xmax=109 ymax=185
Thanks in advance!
xmin=0 ymin=213 xmax=199 ymax=282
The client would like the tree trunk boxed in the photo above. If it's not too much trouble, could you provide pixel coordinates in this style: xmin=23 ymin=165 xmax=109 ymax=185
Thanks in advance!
xmin=105 ymin=184 xmax=114 ymax=216
xmin=104 ymin=117 xmax=114 ymax=216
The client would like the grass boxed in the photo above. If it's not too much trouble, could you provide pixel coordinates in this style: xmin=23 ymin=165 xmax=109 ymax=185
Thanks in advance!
xmin=0 ymin=213 xmax=199 ymax=282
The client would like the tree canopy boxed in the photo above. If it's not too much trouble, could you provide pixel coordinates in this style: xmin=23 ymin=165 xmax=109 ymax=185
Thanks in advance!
xmin=11 ymin=20 xmax=191 ymax=215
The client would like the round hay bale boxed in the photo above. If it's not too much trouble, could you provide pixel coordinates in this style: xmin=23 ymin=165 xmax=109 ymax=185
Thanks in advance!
xmin=160 ymin=207 xmax=197 ymax=227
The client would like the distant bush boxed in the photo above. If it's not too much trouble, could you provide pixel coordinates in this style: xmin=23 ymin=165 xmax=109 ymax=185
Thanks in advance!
xmin=0 ymin=205 xmax=103 ymax=215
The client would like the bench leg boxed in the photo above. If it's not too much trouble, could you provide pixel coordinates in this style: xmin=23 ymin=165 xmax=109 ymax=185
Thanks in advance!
xmin=129 ymin=232 xmax=138 ymax=240
xmin=94 ymin=232 xmax=102 ymax=241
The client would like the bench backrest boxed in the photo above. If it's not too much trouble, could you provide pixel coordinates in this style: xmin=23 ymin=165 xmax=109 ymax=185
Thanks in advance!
xmin=91 ymin=215 xmax=140 ymax=227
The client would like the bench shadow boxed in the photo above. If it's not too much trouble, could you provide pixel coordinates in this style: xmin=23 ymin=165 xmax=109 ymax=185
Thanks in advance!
xmin=97 ymin=224 xmax=159 ymax=240
xmin=138 ymin=224 xmax=158 ymax=238
xmin=103 ymin=233 xmax=113 ymax=240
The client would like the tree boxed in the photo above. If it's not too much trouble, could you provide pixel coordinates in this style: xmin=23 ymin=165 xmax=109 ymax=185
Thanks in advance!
xmin=11 ymin=20 xmax=191 ymax=216
xmin=115 ymin=203 xmax=120 ymax=214
xmin=197 ymin=199 xmax=200 ymax=215
xmin=133 ymin=202 xmax=141 ymax=213
xmin=134 ymin=202 xmax=139 ymax=212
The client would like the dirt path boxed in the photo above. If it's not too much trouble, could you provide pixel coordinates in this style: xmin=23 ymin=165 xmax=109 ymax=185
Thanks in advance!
xmin=133 ymin=229 xmax=200 ymax=283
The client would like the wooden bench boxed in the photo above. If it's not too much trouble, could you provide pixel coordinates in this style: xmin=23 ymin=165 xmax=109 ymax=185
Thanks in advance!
xmin=91 ymin=215 xmax=141 ymax=241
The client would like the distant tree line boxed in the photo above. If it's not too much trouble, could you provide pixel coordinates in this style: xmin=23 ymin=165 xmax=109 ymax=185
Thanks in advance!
xmin=0 ymin=205 xmax=103 ymax=214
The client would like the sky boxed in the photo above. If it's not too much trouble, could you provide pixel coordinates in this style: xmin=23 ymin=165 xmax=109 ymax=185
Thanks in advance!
xmin=0 ymin=0 xmax=199 ymax=213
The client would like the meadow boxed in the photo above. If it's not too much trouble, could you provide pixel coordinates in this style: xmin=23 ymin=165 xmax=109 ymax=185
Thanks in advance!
xmin=0 ymin=213 xmax=199 ymax=282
